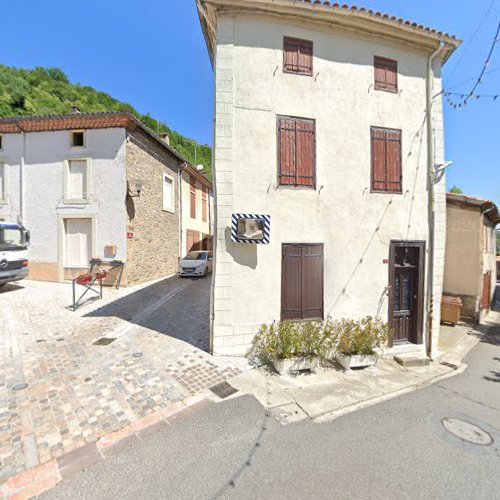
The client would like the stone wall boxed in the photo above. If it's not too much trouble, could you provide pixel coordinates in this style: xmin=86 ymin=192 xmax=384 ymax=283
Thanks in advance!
xmin=126 ymin=132 xmax=180 ymax=285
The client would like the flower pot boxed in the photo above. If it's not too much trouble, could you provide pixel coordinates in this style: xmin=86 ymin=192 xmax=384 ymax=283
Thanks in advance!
xmin=272 ymin=356 xmax=320 ymax=375
xmin=336 ymin=353 xmax=378 ymax=370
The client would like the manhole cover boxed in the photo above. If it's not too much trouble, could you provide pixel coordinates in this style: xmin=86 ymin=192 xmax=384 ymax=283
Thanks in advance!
xmin=442 ymin=417 xmax=493 ymax=446
xmin=210 ymin=381 xmax=238 ymax=399
xmin=12 ymin=383 xmax=28 ymax=392
xmin=93 ymin=337 xmax=116 ymax=346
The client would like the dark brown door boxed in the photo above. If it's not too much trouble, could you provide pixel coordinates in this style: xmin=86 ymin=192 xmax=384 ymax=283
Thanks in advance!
xmin=389 ymin=242 xmax=425 ymax=345
xmin=282 ymin=244 xmax=323 ymax=321
xmin=482 ymin=272 xmax=492 ymax=311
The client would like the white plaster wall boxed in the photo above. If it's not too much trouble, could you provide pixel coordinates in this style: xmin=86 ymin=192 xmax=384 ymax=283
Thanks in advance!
xmin=5 ymin=128 xmax=127 ymax=272
xmin=0 ymin=134 xmax=22 ymax=223
xmin=212 ymin=14 xmax=447 ymax=355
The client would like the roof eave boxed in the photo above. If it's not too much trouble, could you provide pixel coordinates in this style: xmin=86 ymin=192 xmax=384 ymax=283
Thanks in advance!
xmin=198 ymin=0 xmax=461 ymax=63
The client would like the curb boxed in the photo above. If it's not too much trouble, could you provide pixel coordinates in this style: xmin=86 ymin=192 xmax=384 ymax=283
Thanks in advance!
xmin=0 ymin=394 xmax=209 ymax=500
xmin=313 ymin=332 xmax=481 ymax=424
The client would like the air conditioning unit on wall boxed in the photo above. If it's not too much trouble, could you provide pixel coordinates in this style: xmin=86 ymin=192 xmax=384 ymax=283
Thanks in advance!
xmin=231 ymin=214 xmax=271 ymax=244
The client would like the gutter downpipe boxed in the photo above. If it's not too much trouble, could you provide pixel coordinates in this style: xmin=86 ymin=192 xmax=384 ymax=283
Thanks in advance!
xmin=178 ymin=163 xmax=186 ymax=261
xmin=426 ymin=40 xmax=445 ymax=358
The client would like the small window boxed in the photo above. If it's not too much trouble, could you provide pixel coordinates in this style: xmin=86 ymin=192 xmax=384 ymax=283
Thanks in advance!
xmin=0 ymin=134 xmax=3 ymax=150
xmin=71 ymin=131 xmax=85 ymax=148
xmin=66 ymin=159 xmax=89 ymax=201
xmin=282 ymin=244 xmax=324 ymax=320
xmin=371 ymin=127 xmax=402 ymax=193
xmin=163 ymin=173 xmax=174 ymax=212
xmin=0 ymin=164 xmax=6 ymax=202
xmin=202 ymin=186 xmax=208 ymax=222
xmin=278 ymin=116 xmax=316 ymax=187
xmin=284 ymin=37 xmax=313 ymax=76
xmin=374 ymin=56 xmax=398 ymax=93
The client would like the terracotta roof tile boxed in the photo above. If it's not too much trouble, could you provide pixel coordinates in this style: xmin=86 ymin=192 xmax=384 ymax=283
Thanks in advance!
xmin=0 ymin=112 xmax=188 ymax=164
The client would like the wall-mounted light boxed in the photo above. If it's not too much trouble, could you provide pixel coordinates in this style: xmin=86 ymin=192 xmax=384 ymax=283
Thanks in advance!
xmin=433 ymin=161 xmax=453 ymax=184
xmin=128 ymin=180 xmax=143 ymax=198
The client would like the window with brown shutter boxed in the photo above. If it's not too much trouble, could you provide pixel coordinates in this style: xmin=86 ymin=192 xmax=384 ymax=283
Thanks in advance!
xmin=374 ymin=56 xmax=398 ymax=92
xmin=190 ymin=176 xmax=196 ymax=219
xmin=371 ymin=127 xmax=402 ymax=193
xmin=282 ymin=244 xmax=324 ymax=321
xmin=202 ymin=186 xmax=207 ymax=222
xmin=278 ymin=116 xmax=315 ymax=188
xmin=284 ymin=37 xmax=313 ymax=76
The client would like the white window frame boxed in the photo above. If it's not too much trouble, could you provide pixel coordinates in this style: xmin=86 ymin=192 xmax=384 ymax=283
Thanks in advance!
xmin=162 ymin=172 xmax=175 ymax=213
xmin=64 ymin=158 xmax=92 ymax=204
xmin=70 ymin=130 xmax=86 ymax=149
xmin=0 ymin=163 xmax=8 ymax=205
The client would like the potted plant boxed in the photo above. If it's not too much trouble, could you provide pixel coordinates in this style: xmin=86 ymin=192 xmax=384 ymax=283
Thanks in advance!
xmin=335 ymin=317 xmax=388 ymax=370
xmin=249 ymin=320 xmax=334 ymax=375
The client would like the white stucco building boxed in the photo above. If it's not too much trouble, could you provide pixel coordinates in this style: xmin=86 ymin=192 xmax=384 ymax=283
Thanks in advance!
xmin=197 ymin=0 xmax=461 ymax=357
xmin=0 ymin=112 xmax=187 ymax=286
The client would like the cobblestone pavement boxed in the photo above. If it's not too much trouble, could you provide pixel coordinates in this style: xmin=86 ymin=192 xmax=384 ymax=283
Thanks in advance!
xmin=0 ymin=276 xmax=250 ymax=482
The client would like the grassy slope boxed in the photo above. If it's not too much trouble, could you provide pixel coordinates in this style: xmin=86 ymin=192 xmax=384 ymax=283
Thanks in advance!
xmin=0 ymin=65 xmax=212 ymax=177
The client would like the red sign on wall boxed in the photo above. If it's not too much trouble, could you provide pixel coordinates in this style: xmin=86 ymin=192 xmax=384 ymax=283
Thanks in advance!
xmin=127 ymin=232 xmax=134 ymax=239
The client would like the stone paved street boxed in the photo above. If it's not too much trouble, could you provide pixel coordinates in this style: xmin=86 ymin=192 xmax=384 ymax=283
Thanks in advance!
xmin=0 ymin=276 xmax=250 ymax=483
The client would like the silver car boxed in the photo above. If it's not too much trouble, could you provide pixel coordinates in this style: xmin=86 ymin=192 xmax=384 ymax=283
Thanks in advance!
xmin=179 ymin=251 xmax=213 ymax=278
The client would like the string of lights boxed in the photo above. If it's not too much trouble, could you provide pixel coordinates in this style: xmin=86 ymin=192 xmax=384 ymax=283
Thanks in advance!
xmin=444 ymin=20 xmax=500 ymax=108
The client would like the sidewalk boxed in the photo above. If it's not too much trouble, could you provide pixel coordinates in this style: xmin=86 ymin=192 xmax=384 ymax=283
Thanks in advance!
xmin=217 ymin=324 xmax=481 ymax=425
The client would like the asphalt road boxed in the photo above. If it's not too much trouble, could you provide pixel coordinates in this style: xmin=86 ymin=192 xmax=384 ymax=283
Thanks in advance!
xmin=45 ymin=318 xmax=500 ymax=500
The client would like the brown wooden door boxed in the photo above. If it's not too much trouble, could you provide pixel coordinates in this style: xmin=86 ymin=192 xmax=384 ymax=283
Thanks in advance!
xmin=389 ymin=242 xmax=425 ymax=345
xmin=282 ymin=244 xmax=323 ymax=321
xmin=482 ymin=272 xmax=492 ymax=311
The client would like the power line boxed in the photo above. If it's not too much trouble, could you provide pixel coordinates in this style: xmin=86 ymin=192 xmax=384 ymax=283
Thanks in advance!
xmin=444 ymin=20 xmax=500 ymax=108
xmin=448 ymin=0 xmax=498 ymax=77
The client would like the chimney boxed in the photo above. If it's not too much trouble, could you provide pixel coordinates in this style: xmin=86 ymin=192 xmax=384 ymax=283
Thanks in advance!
xmin=159 ymin=132 xmax=170 ymax=145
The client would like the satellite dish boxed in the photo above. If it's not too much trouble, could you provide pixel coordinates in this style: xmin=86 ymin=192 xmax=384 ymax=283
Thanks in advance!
xmin=196 ymin=164 xmax=204 ymax=171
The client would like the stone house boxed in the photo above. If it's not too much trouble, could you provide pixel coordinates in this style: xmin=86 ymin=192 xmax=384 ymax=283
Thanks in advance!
xmin=444 ymin=193 xmax=499 ymax=323
xmin=0 ymin=112 xmax=186 ymax=286
xmin=197 ymin=0 xmax=461 ymax=356
xmin=180 ymin=164 xmax=213 ymax=256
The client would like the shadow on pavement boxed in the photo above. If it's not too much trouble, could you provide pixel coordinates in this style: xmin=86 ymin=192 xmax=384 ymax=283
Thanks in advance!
xmin=83 ymin=274 xmax=211 ymax=352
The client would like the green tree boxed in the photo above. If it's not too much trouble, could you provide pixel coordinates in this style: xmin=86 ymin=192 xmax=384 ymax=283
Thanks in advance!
xmin=449 ymin=186 xmax=463 ymax=194
xmin=0 ymin=64 xmax=212 ymax=179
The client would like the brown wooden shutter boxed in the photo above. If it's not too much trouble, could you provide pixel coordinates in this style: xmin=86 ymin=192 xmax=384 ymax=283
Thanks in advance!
xmin=190 ymin=176 xmax=196 ymax=219
xmin=278 ymin=117 xmax=297 ymax=186
xmin=374 ymin=56 xmax=398 ymax=92
xmin=296 ymin=119 xmax=315 ymax=187
xmin=284 ymin=37 xmax=313 ymax=76
xmin=278 ymin=116 xmax=315 ymax=187
xmin=301 ymin=245 xmax=324 ymax=319
xmin=202 ymin=186 xmax=207 ymax=222
xmin=371 ymin=127 xmax=402 ymax=193
xmin=386 ymin=129 xmax=402 ymax=192
xmin=282 ymin=244 xmax=324 ymax=320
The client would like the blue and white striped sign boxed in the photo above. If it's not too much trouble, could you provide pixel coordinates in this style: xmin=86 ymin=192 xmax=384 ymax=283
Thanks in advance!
xmin=231 ymin=214 xmax=271 ymax=244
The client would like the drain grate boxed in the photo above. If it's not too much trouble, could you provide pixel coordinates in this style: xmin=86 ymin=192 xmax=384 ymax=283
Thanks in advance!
xmin=12 ymin=383 xmax=28 ymax=392
xmin=93 ymin=337 xmax=117 ymax=346
xmin=210 ymin=381 xmax=238 ymax=399
xmin=442 ymin=417 xmax=493 ymax=446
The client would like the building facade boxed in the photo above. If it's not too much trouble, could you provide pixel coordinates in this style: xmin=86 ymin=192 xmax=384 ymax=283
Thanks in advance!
xmin=197 ymin=0 xmax=460 ymax=356
xmin=0 ymin=112 xmax=186 ymax=286
xmin=443 ymin=193 xmax=499 ymax=323
xmin=180 ymin=164 xmax=213 ymax=256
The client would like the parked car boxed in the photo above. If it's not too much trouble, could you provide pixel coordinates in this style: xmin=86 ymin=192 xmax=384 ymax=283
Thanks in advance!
xmin=0 ymin=223 xmax=30 ymax=288
xmin=179 ymin=251 xmax=213 ymax=278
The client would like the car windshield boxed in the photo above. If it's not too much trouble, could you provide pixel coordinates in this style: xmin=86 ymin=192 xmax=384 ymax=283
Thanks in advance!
xmin=183 ymin=251 xmax=207 ymax=261
xmin=0 ymin=227 xmax=25 ymax=251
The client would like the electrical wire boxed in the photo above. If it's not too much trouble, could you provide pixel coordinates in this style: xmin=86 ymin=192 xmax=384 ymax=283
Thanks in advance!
xmin=444 ymin=20 xmax=500 ymax=108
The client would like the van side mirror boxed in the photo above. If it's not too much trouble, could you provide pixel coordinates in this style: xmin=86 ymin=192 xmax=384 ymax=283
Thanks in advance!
xmin=24 ymin=230 xmax=31 ymax=245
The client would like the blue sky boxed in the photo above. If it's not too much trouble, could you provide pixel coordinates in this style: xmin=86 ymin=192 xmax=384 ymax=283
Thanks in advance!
xmin=1 ymin=1 xmax=499 ymax=205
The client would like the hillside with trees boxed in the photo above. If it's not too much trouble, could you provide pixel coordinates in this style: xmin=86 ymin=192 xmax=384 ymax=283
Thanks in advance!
xmin=0 ymin=65 xmax=212 ymax=177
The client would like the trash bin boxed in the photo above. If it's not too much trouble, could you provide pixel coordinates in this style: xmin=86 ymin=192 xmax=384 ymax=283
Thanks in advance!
xmin=441 ymin=295 xmax=463 ymax=326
